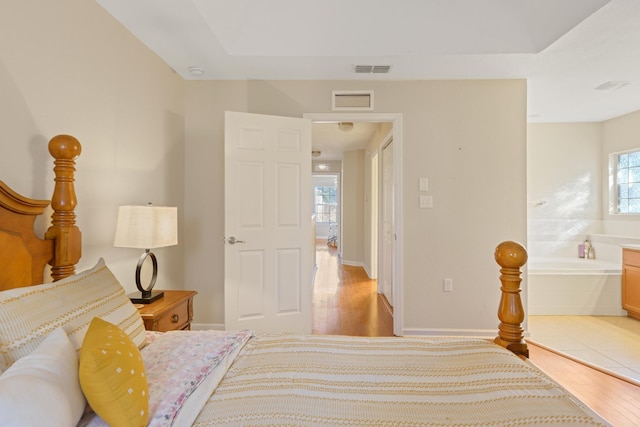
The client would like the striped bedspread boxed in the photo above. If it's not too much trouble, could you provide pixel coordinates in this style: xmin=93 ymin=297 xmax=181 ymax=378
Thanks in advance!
xmin=192 ymin=334 xmax=610 ymax=426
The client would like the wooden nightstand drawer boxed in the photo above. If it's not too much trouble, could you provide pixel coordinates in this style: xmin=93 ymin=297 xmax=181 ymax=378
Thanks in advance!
xmin=137 ymin=290 xmax=197 ymax=332
xmin=155 ymin=298 xmax=190 ymax=331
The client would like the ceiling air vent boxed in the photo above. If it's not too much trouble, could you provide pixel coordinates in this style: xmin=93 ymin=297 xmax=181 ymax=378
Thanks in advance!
xmin=354 ymin=65 xmax=392 ymax=74
xmin=595 ymin=81 xmax=631 ymax=91
xmin=332 ymin=90 xmax=374 ymax=111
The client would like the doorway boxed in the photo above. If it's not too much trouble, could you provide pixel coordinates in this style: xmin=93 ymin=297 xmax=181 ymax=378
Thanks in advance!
xmin=305 ymin=112 xmax=403 ymax=336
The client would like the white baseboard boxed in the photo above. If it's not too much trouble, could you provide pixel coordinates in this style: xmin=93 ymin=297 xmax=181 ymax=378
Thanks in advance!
xmin=362 ymin=264 xmax=376 ymax=279
xmin=341 ymin=259 xmax=363 ymax=267
xmin=402 ymin=328 xmax=531 ymax=338
xmin=191 ymin=323 xmax=225 ymax=331
xmin=191 ymin=324 xmax=532 ymax=340
xmin=401 ymin=328 xmax=497 ymax=338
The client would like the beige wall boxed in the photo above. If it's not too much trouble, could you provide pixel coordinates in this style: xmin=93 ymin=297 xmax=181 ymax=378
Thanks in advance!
xmin=2 ymin=1 xmax=528 ymax=335
xmin=342 ymin=150 xmax=365 ymax=265
xmin=527 ymin=123 xmax=602 ymax=257
xmin=185 ymin=79 xmax=528 ymax=334
xmin=527 ymin=112 xmax=640 ymax=262
xmin=602 ymin=109 xmax=640 ymax=228
xmin=1 ymin=0 xmax=186 ymax=291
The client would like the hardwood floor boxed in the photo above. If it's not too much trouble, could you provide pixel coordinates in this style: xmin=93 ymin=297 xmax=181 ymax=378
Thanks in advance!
xmin=312 ymin=242 xmax=393 ymax=336
xmin=311 ymin=240 xmax=640 ymax=426
xmin=528 ymin=343 xmax=640 ymax=427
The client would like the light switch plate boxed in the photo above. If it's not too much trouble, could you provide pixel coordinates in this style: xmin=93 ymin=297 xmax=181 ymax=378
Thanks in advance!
xmin=419 ymin=178 xmax=428 ymax=192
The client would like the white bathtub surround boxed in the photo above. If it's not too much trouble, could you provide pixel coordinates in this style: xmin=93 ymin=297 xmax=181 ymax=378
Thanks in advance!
xmin=528 ymin=217 xmax=640 ymax=262
xmin=528 ymin=257 xmax=624 ymax=316
xmin=527 ymin=219 xmax=601 ymax=259
xmin=602 ymin=220 xmax=640 ymax=239
xmin=527 ymin=209 xmax=640 ymax=316
xmin=594 ymin=234 xmax=640 ymax=262
xmin=528 ymin=257 xmax=622 ymax=274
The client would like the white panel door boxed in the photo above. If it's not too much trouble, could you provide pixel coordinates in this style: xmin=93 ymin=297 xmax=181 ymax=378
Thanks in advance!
xmin=224 ymin=111 xmax=313 ymax=334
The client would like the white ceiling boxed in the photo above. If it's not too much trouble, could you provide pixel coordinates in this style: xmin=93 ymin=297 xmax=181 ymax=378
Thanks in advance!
xmin=96 ymin=0 xmax=640 ymax=157
xmin=312 ymin=122 xmax=381 ymax=161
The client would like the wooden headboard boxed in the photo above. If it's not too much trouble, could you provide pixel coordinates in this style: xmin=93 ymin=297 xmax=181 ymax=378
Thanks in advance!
xmin=0 ymin=134 xmax=81 ymax=290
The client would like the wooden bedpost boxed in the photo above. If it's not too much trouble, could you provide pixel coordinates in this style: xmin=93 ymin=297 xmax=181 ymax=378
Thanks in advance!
xmin=494 ymin=240 xmax=529 ymax=358
xmin=45 ymin=134 xmax=82 ymax=281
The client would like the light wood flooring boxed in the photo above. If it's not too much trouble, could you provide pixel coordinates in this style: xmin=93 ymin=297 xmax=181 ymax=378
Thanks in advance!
xmin=312 ymin=242 xmax=393 ymax=336
xmin=528 ymin=343 xmax=640 ymax=426
xmin=311 ymin=241 xmax=640 ymax=426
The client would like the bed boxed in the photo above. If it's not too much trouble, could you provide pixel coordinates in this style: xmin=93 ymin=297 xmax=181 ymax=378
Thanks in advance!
xmin=0 ymin=135 xmax=611 ymax=426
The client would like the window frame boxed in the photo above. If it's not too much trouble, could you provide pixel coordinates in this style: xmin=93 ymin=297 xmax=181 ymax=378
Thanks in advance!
xmin=611 ymin=148 xmax=640 ymax=215
xmin=314 ymin=185 xmax=338 ymax=224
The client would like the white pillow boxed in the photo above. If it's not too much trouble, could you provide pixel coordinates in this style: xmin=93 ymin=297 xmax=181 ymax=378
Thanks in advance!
xmin=0 ymin=327 xmax=86 ymax=427
xmin=0 ymin=258 xmax=146 ymax=371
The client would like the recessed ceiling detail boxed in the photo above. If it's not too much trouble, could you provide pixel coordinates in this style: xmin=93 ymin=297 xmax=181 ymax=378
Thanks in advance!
xmin=93 ymin=0 xmax=640 ymax=122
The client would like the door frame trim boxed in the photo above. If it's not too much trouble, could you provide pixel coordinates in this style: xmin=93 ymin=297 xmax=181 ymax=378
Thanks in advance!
xmin=303 ymin=112 xmax=403 ymax=336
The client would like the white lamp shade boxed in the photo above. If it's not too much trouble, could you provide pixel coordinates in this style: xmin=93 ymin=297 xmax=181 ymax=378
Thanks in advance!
xmin=114 ymin=205 xmax=178 ymax=249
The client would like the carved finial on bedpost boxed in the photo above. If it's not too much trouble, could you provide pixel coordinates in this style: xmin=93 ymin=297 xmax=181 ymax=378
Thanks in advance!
xmin=45 ymin=135 xmax=82 ymax=281
xmin=494 ymin=241 xmax=529 ymax=358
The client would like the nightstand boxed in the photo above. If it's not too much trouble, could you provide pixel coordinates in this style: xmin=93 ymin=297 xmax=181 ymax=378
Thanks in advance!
xmin=136 ymin=290 xmax=197 ymax=331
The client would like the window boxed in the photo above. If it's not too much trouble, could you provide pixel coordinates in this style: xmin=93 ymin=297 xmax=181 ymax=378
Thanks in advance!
xmin=615 ymin=149 xmax=640 ymax=214
xmin=314 ymin=186 xmax=337 ymax=223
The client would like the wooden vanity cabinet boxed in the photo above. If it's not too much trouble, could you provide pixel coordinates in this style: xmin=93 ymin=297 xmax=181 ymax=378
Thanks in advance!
xmin=622 ymin=248 xmax=640 ymax=320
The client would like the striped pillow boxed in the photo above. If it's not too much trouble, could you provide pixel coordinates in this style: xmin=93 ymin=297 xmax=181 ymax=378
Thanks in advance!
xmin=0 ymin=258 xmax=146 ymax=372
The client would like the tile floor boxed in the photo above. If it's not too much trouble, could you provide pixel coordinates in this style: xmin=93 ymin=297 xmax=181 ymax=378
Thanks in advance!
xmin=528 ymin=315 xmax=640 ymax=385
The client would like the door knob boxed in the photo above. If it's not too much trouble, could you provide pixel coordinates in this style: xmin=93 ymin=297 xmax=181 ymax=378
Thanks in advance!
xmin=228 ymin=236 xmax=246 ymax=245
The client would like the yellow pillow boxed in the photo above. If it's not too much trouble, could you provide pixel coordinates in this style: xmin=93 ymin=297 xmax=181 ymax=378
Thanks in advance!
xmin=79 ymin=317 xmax=149 ymax=427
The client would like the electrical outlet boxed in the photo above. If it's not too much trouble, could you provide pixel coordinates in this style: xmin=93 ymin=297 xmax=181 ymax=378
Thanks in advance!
xmin=443 ymin=278 xmax=453 ymax=292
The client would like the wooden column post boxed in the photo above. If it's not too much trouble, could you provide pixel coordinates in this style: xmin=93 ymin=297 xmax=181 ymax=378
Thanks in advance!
xmin=45 ymin=134 xmax=82 ymax=281
xmin=494 ymin=240 xmax=529 ymax=358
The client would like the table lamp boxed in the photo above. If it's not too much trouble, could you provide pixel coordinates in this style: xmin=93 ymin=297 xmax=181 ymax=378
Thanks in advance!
xmin=114 ymin=204 xmax=177 ymax=303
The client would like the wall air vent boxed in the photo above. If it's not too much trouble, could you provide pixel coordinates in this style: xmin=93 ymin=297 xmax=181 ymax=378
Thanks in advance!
xmin=354 ymin=65 xmax=392 ymax=74
xmin=332 ymin=90 xmax=374 ymax=111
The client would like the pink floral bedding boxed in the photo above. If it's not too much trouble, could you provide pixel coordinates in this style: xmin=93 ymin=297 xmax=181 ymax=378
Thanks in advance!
xmin=144 ymin=330 xmax=252 ymax=425
xmin=79 ymin=329 xmax=252 ymax=427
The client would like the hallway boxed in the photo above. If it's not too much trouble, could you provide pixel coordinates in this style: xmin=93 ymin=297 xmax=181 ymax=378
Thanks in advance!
xmin=312 ymin=241 xmax=393 ymax=336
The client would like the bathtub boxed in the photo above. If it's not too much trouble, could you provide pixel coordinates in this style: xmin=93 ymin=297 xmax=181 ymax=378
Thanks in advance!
xmin=527 ymin=257 xmax=626 ymax=316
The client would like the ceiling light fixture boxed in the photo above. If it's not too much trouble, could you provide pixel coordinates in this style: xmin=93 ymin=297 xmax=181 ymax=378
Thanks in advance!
xmin=338 ymin=122 xmax=354 ymax=132
xmin=316 ymin=164 xmax=329 ymax=171
xmin=187 ymin=66 xmax=205 ymax=77
xmin=312 ymin=150 xmax=321 ymax=157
